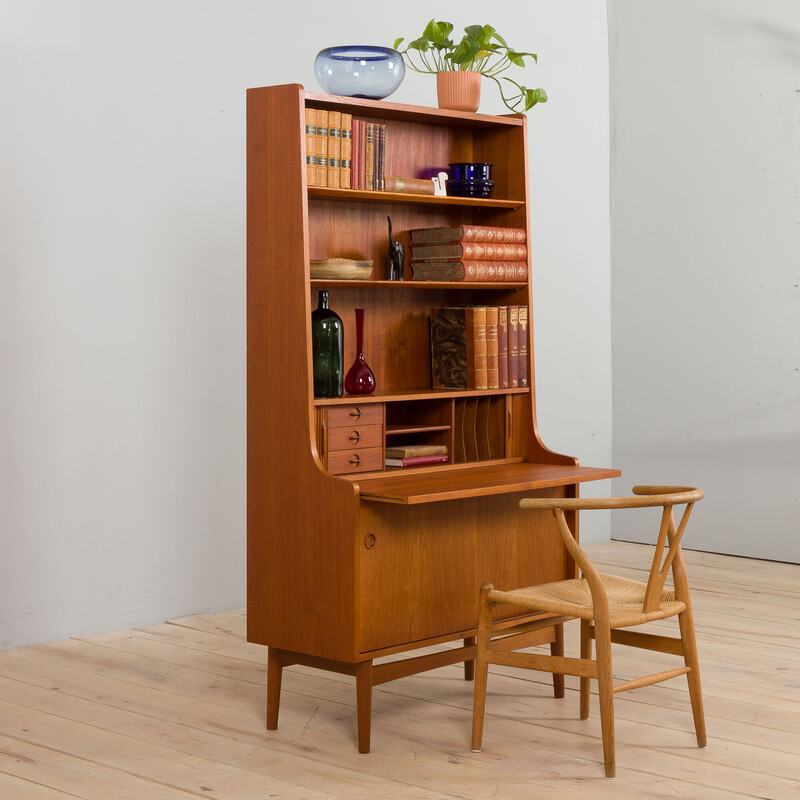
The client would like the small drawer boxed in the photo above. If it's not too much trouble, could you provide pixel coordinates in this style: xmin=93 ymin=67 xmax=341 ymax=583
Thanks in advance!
xmin=327 ymin=424 xmax=383 ymax=451
xmin=327 ymin=404 xmax=383 ymax=427
xmin=327 ymin=446 xmax=383 ymax=475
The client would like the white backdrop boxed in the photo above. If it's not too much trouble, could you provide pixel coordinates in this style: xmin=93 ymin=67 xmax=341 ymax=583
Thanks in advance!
xmin=0 ymin=1 xmax=612 ymax=650
xmin=608 ymin=0 xmax=800 ymax=561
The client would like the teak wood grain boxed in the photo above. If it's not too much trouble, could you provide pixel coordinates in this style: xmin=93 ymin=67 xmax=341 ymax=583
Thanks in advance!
xmin=246 ymin=84 xmax=620 ymax=752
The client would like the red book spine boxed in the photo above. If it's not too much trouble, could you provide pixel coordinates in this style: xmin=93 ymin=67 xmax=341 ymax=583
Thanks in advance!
xmin=497 ymin=307 xmax=509 ymax=389
xmin=386 ymin=454 xmax=450 ymax=467
xmin=485 ymin=306 xmax=499 ymax=389
xmin=508 ymin=306 xmax=520 ymax=388
xmin=518 ymin=306 xmax=529 ymax=388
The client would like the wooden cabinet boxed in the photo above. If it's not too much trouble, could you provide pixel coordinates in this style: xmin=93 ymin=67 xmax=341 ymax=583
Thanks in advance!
xmin=246 ymin=84 xmax=619 ymax=752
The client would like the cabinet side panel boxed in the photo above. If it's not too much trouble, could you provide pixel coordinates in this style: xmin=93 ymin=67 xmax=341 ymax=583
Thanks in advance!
xmin=247 ymin=85 xmax=357 ymax=661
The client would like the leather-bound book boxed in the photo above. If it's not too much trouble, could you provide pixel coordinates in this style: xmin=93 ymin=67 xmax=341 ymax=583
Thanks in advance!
xmin=327 ymin=111 xmax=341 ymax=189
xmin=385 ymin=176 xmax=434 ymax=195
xmin=508 ymin=305 xmax=520 ymax=388
xmin=340 ymin=113 xmax=352 ymax=189
xmin=497 ymin=307 xmax=509 ymax=389
xmin=485 ymin=306 xmax=499 ymax=389
xmin=518 ymin=306 xmax=529 ymax=388
xmin=430 ymin=306 xmax=486 ymax=389
xmin=305 ymin=108 xmax=317 ymax=186
xmin=470 ymin=306 xmax=488 ymax=390
xmin=385 ymin=444 xmax=448 ymax=458
xmin=410 ymin=242 xmax=527 ymax=262
xmin=409 ymin=225 xmax=527 ymax=245
xmin=365 ymin=122 xmax=375 ymax=191
xmin=377 ymin=123 xmax=386 ymax=190
xmin=315 ymin=109 xmax=329 ymax=187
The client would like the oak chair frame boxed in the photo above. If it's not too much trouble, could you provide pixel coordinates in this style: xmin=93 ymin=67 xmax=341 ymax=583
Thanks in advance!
xmin=471 ymin=485 xmax=707 ymax=777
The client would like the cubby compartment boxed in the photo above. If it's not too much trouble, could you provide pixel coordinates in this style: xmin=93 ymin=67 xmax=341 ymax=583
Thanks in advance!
xmin=454 ymin=395 xmax=507 ymax=463
xmin=385 ymin=399 xmax=453 ymax=444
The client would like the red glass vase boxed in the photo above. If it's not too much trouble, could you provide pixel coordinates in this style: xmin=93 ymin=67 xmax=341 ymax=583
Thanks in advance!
xmin=344 ymin=308 xmax=376 ymax=394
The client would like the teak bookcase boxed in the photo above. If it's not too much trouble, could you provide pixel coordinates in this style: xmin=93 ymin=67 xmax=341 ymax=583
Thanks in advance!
xmin=247 ymin=84 xmax=619 ymax=752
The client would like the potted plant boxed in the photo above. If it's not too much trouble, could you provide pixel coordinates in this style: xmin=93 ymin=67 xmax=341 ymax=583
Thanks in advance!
xmin=393 ymin=19 xmax=547 ymax=113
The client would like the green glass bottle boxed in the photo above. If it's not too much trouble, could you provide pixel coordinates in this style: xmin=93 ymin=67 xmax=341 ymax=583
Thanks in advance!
xmin=311 ymin=290 xmax=343 ymax=397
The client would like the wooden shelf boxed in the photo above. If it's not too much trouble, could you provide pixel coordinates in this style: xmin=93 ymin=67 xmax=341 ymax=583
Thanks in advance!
xmin=303 ymin=90 xmax=525 ymax=128
xmin=385 ymin=424 xmax=452 ymax=436
xmin=356 ymin=462 xmax=621 ymax=505
xmin=310 ymin=279 xmax=527 ymax=290
xmin=309 ymin=186 xmax=524 ymax=209
xmin=313 ymin=387 xmax=530 ymax=406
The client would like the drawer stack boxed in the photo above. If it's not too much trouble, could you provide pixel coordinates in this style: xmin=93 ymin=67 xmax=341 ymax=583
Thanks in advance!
xmin=319 ymin=404 xmax=384 ymax=475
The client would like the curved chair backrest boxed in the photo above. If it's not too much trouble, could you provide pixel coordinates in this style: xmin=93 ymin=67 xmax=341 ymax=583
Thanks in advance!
xmin=520 ymin=486 xmax=704 ymax=613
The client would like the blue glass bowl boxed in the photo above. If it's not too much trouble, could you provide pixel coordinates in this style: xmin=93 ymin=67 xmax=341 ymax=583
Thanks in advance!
xmin=314 ymin=46 xmax=405 ymax=100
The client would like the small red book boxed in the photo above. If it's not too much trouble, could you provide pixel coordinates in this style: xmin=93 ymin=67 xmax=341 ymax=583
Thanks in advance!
xmin=385 ymin=454 xmax=450 ymax=468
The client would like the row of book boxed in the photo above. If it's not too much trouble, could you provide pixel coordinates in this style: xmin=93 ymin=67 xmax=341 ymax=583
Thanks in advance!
xmin=305 ymin=108 xmax=352 ymax=188
xmin=410 ymin=225 xmax=529 ymax=283
xmin=305 ymin=108 xmax=389 ymax=191
xmin=431 ymin=306 xmax=529 ymax=391
xmin=385 ymin=444 xmax=449 ymax=470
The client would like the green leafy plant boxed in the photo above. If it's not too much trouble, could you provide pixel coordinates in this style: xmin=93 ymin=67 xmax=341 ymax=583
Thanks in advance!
xmin=393 ymin=19 xmax=547 ymax=112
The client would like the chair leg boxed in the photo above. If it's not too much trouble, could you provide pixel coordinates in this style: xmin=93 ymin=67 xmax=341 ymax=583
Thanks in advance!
xmin=471 ymin=584 xmax=494 ymax=752
xmin=551 ymin=622 xmax=565 ymax=698
xmin=580 ymin=619 xmax=592 ymax=720
xmin=594 ymin=621 xmax=616 ymax=778
xmin=266 ymin=647 xmax=282 ymax=730
xmin=678 ymin=609 xmax=707 ymax=748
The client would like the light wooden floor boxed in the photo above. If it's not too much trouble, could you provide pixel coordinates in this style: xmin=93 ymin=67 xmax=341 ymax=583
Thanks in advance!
xmin=0 ymin=541 xmax=798 ymax=800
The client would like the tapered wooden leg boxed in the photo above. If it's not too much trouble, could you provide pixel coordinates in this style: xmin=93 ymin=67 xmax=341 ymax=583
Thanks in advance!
xmin=594 ymin=621 xmax=616 ymax=778
xmin=471 ymin=584 xmax=494 ymax=752
xmin=678 ymin=609 xmax=707 ymax=747
xmin=463 ymin=636 xmax=476 ymax=681
xmin=551 ymin=622 xmax=565 ymax=698
xmin=580 ymin=619 xmax=592 ymax=720
xmin=356 ymin=660 xmax=373 ymax=754
xmin=266 ymin=647 xmax=282 ymax=730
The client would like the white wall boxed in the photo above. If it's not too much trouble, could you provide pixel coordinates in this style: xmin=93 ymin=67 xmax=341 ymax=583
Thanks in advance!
xmin=0 ymin=0 xmax=611 ymax=650
xmin=608 ymin=0 xmax=800 ymax=560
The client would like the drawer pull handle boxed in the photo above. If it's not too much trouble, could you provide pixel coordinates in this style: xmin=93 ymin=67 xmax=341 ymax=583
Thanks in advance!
xmin=349 ymin=431 xmax=361 ymax=443
xmin=349 ymin=407 xmax=362 ymax=420
xmin=349 ymin=454 xmax=361 ymax=467
xmin=364 ymin=533 xmax=376 ymax=549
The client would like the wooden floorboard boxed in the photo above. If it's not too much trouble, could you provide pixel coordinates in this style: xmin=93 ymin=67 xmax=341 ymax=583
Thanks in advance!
xmin=0 ymin=542 xmax=798 ymax=799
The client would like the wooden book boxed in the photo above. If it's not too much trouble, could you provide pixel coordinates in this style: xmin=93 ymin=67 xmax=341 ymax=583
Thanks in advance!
xmin=315 ymin=109 xmax=329 ymax=187
xmin=485 ymin=306 xmax=499 ymax=390
xmin=508 ymin=305 xmax=520 ymax=389
xmin=327 ymin=111 xmax=341 ymax=189
xmin=518 ymin=305 xmax=529 ymax=388
xmin=305 ymin=108 xmax=317 ymax=186
xmin=409 ymin=225 xmax=527 ymax=245
xmin=340 ymin=113 xmax=352 ymax=189
xmin=497 ymin=306 xmax=509 ymax=389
